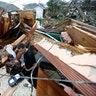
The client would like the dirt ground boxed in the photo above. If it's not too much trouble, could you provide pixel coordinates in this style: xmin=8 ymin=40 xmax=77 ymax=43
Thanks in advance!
xmin=0 ymin=66 xmax=36 ymax=96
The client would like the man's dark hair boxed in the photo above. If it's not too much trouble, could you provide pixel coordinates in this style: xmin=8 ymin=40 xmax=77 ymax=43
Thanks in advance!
xmin=17 ymin=43 xmax=26 ymax=49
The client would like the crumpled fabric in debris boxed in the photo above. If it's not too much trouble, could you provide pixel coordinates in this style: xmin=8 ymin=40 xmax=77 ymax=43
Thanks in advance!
xmin=4 ymin=44 xmax=16 ymax=59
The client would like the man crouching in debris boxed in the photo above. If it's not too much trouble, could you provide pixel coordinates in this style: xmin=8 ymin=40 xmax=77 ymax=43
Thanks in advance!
xmin=5 ymin=42 xmax=36 ymax=74
xmin=16 ymin=43 xmax=36 ymax=75
xmin=5 ymin=43 xmax=38 ymax=87
xmin=16 ymin=43 xmax=38 ymax=88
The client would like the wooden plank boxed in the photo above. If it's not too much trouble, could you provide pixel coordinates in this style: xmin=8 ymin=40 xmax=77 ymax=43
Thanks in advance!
xmin=75 ymin=24 xmax=96 ymax=35
xmin=31 ymin=40 xmax=96 ymax=96
xmin=53 ymin=19 xmax=71 ymax=29
xmin=1 ymin=86 xmax=17 ymax=96
xmin=22 ymin=21 xmax=37 ymax=44
xmin=0 ymin=16 xmax=4 ymax=36
xmin=52 ymin=19 xmax=96 ymax=35
xmin=67 ymin=26 xmax=96 ymax=48
xmin=11 ymin=34 xmax=26 ymax=47
xmin=71 ymin=19 xmax=96 ymax=31
xmin=3 ymin=18 xmax=11 ymax=34
xmin=0 ymin=7 xmax=4 ymax=15
xmin=36 ymin=68 xmax=69 ymax=96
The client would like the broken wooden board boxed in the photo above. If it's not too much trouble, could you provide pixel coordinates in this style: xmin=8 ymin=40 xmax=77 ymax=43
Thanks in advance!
xmin=1 ymin=86 xmax=17 ymax=96
xmin=67 ymin=26 xmax=96 ymax=48
xmin=71 ymin=19 xmax=96 ymax=33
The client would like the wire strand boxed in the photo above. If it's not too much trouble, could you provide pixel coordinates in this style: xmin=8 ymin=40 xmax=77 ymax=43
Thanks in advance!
xmin=30 ymin=40 xmax=57 ymax=96
xmin=0 ymin=73 xmax=96 ymax=85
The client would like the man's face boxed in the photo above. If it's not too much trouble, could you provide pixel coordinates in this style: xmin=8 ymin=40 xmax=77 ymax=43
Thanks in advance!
xmin=18 ymin=47 xmax=26 ymax=54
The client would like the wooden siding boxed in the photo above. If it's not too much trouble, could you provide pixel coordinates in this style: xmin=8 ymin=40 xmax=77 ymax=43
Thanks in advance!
xmin=36 ymin=68 xmax=69 ymax=96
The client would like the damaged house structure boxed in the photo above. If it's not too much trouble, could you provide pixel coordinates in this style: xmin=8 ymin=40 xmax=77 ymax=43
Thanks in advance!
xmin=24 ymin=3 xmax=46 ymax=19
xmin=0 ymin=2 xmax=96 ymax=96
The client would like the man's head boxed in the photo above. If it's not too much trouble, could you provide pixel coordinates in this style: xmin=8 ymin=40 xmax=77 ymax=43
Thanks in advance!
xmin=17 ymin=43 xmax=26 ymax=53
xmin=17 ymin=43 xmax=25 ymax=49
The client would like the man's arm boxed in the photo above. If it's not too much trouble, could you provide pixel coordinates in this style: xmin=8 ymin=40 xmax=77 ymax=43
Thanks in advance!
xmin=24 ymin=63 xmax=36 ymax=71
xmin=16 ymin=51 xmax=23 ymax=61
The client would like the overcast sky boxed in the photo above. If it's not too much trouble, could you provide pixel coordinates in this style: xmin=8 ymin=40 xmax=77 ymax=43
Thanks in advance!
xmin=0 ymin=0 xmax=71 ymax=9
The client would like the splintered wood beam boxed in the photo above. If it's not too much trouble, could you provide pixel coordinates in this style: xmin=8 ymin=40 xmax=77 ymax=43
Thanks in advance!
xmin=52 ymin=19 xmax=71 ymax=29
xmin=11 ymin=34 xmax=26 ymax=48
xmin=22 ymin=21 xmax=37 ymax=44
xmin=1 ymin=86 xmax=17 ymax=96
xmin=31 ymin=40 xmax=96 ymax=96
